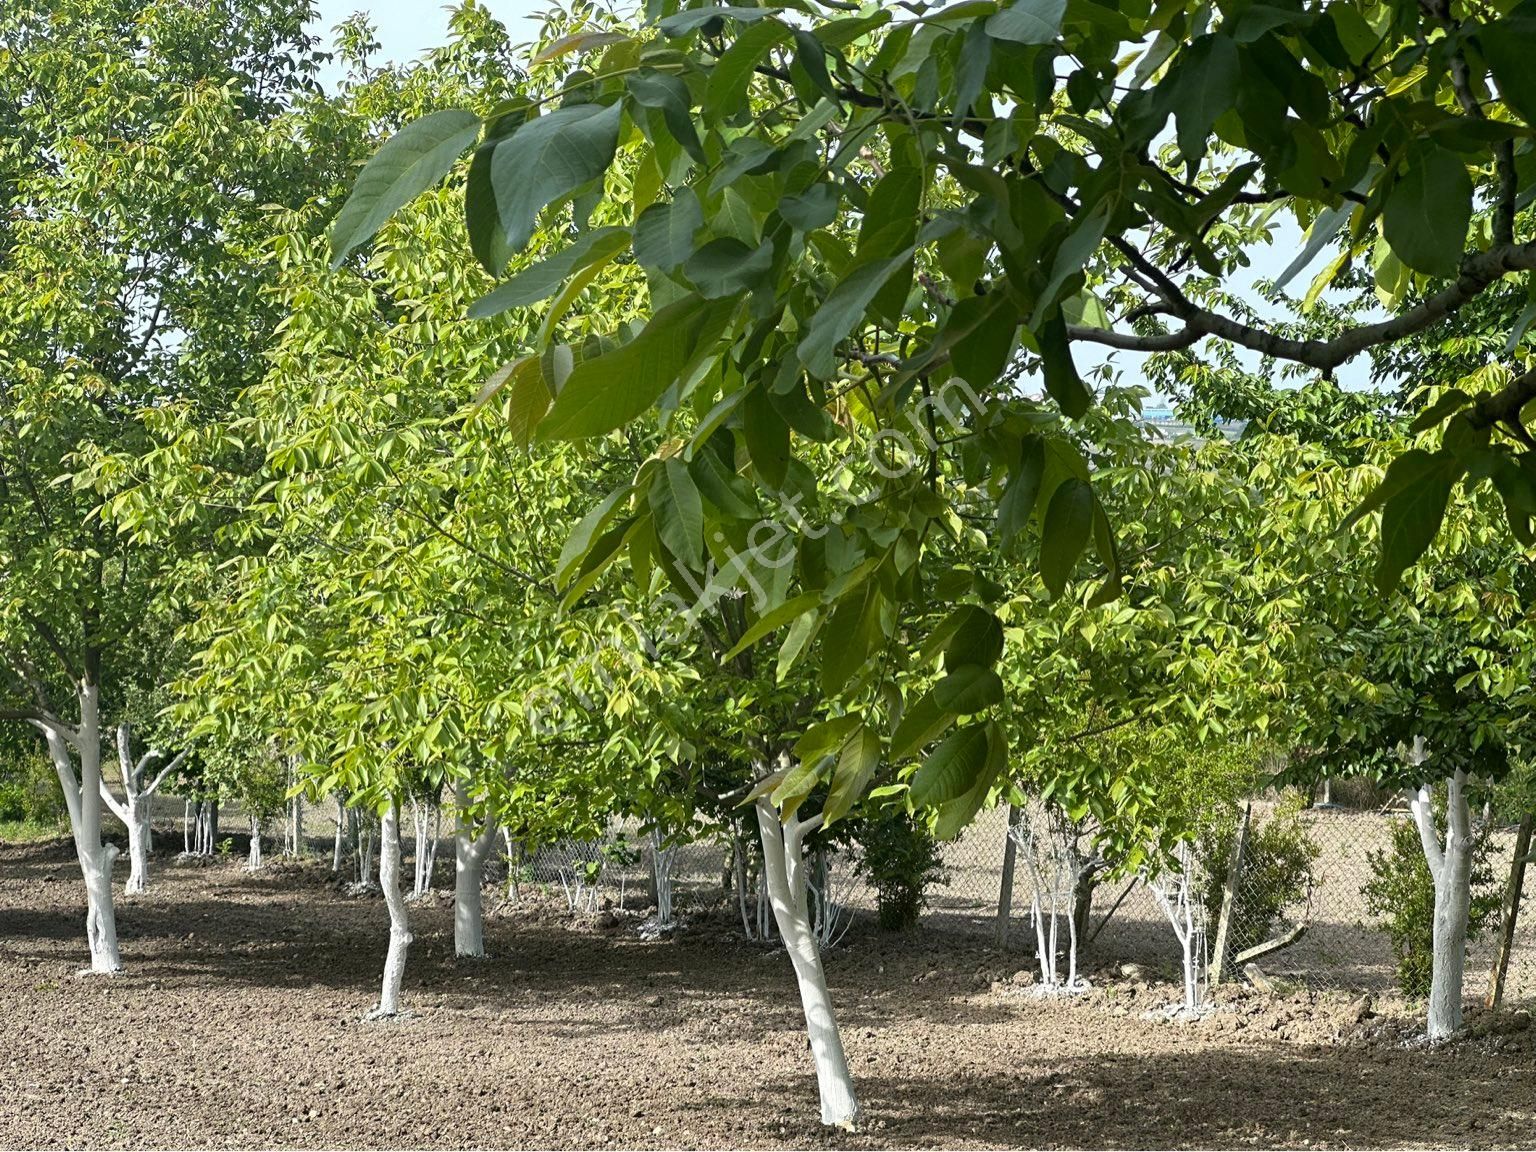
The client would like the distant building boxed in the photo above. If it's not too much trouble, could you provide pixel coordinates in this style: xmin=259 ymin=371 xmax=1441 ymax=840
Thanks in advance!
xmin=1138 ymin=406 xmax=1246 ymax=441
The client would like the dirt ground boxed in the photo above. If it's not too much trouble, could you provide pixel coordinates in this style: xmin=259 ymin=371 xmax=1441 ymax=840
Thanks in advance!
xmin=2 ymin=836 xmax=1533 ymax=1150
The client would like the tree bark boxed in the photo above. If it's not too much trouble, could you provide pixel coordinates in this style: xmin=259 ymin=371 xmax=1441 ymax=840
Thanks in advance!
xmin=756 ymin=797 xmax=859 ymax=1128
xmin=372 ymin=800 xmax=411 ymax=1017
xmin=247 ymin=816 xmax=263 ymax=871
xmin=125 ymin=800 xmax=151 ymax=894
xmin=452 ymin=780 xmax=496 ymax=958
xmin=43 ymin=683 xmax=121 ymax=973
xmin=1410 ymin=761 xmax=1474 ymax=1040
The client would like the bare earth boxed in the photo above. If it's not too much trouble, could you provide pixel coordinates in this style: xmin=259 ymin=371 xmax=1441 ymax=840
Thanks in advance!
xmin=1 ymin=837 xmax=1532 ymax=1150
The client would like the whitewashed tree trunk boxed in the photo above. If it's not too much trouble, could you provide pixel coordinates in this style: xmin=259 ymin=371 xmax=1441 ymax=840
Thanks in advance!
xmin=97 ymin=722 xmax=186 ymax=895
xmin=651 ymin=827 xmax=677 ymax=927
xmin=1147 ymin=841 xmax=1206 ymax=1015
xmin=1405 ymin=739 xmax=1474 ymax=1040
xmin=39 ymin=683 xmax=121 ymax=973
xmin=246 ymin=816 xmax=263 ymax=871
xmin=370 ymin=801 xmax=411 ymax=1018
xmin=332 ymin=793 xmax=346 ymax=872
xmin=451 ymin=780 xmax=497 ymax=958
xmin=755 ymin=797 xmax=859 ymax=1129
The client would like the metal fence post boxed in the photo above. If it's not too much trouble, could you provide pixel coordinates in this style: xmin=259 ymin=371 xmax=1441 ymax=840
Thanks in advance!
xmin=1210 ymin=800 xmax=1251 ymax=984
xmin=995 ymin=804 xmax=1022 ymax=948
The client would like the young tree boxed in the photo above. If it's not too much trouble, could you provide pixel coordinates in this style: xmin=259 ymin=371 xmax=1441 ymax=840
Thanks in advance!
xmin=0 ymin=0 xmax=330 ymax=970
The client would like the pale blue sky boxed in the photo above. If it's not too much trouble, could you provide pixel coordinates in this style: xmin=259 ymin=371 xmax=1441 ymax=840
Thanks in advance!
xmin=311 ymin=0 xmax=547 ymax=75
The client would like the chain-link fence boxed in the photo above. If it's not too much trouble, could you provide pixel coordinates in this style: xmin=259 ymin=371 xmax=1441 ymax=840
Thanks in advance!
xmin=208 ymin=787 xmax=1536 ymax=1007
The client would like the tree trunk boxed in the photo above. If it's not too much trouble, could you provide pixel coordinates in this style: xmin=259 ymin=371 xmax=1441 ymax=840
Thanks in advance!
xmin=247 ymin=816 xmax=263 ymax=871
xmin=1407 ymin=752 xmax=1475 ymax=1040
xmin=44 ymin=683 xmax=122 ymax=973
xmin=756 ymin=798 xmax=859 ymax=1128
xmin=332 ymin=794 xmax=346 ymax=872
xmin=452 ymin=781 xmax=496 ymax=959
xmin=372 ymin=801 xmax=411 ymax=1017
xmin=125 ymin=798 xmax=151 ymax=895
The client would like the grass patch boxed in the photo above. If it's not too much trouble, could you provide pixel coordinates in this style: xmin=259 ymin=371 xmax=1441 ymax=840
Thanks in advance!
xmin=0 ymin=818 xmax=68 ymax=844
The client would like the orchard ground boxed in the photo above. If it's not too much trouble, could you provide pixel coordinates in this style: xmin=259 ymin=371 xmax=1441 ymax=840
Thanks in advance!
xmin=1 ymin=835 xmax=1533 ymax=1150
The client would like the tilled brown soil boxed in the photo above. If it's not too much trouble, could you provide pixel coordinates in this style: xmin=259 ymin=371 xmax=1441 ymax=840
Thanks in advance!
xmin=2 ymin=836 xmax=1533 ymax=1150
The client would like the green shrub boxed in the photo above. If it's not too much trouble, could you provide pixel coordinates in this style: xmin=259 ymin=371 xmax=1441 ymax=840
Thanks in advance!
xmin=1362 ymin=799 xmax=1499 ymax=999
xmin=0 ymin=749 xmax=66 ymax=826
xmin=853 ymin=809 xmax=947 ymax=932
xmin=1202 ymin=796 xmax=1319 ymax=956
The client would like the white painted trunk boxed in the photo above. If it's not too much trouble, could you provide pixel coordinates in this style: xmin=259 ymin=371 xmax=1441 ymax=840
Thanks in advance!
xmin=451 ymin=781 xmax=496 ymax=958
xmin=651 ymin=828 xmax=676 ymax=927
xmin=44 ymin=684 xmax=122 ymax=973
xmin=373 ymin=801 xmax=411 ymax=1017
xmin=756 ymin=799 xmax=858 ymax=1128
xmin=1408 ymin=756 xmax=1474 ymax=1040
xmin=125 ymin=800 xmax=151 ymax=895
xmin=332 ymin=794 xmax=346 ymax=872
xmin=246 ymin=816 xmax=263 ymax=871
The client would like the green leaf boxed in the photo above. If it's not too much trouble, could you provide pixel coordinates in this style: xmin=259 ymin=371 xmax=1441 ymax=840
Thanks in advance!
xmin=1383 ymin=143 xmax=1472 ymax=279
xmin=985 ymin=0 xmax=1066 ymax=45
xmin=649 ymin=457 xmax=705 ymax=568
xmin=794 ymin=714 xmax=862 ymax=768
xmin=1375 ymin=452 xmax=1463 ymax=593
xmin=684 ymin=238 xmax=774 ymax=298
xmin=932 ymin=665 xmax=1005 ymax=714
xmin=823 ymin=727 xmax=881 ymax=826
xmin=798 ymin=247 xmax=915 ymax=378
xmin=742 ymin=385 xmax=791 ymax=488
xmin=780 ymin=183 xmax=841 ymax=232
xmin=633 ymin=190 xmax=704 ymax=277
xmin=819 ymin=584 xmax=881 ymax=696
xmin=1168 ymin=35 xmax=1240 ymax=170
xmin=942 ymin=605 xmax=1004 ymax=670
xmin=491 ymin=102 xmax=623 ymax=255
xmin=890 ymin=690 xmax=955 ymax=761
xmin=1481 ymin=10 xmax=1536 ymax=127
xmin=627 ymin=70 xmax=705 ymax=163
xmin=538 ymin=295 xmax=734 ymax=440
xmin=769 ymin=754 xmax=825 ymax=820
xmin=468 ymin=227 xmax=630 ymax=318
xmin=1274 ymin=200 xmax=1354 ymax=292
xmin=776 ymin=609 xmax=822 ymax=682
xmin=909 ymin=723 xmax=990 ymax=807
xmin=1037 ymin=311 xmax=1092 ymax=419
xmin=997 ymin=436 xmax=1045 ymax=546
xmin=1030 ymin=208 xmax=1110 ymax=329
xmin=707 ymin=17 xmax=790 ymax=111
xmin=1409 ymin=389 xmax=1473 ymax=434
xmin=556 ymin=487 xmax=630 ymax=587
xmin=721 ymin=592 xmax=822 ymax=661
xmin=948 ymin=296 xmax=1019 ymax=391
xmin=1341 ymin=448 xmax=1451 ymax=531
xmin=1039 ymin=477 xmax=1093 ymax=599
xmin=329 ymin=109 xmax=481 ymax=266
xmin=934 ymin=720 xmax=1006 ymax=840
xmin=658 ymin=5 xmax=780 ymax=36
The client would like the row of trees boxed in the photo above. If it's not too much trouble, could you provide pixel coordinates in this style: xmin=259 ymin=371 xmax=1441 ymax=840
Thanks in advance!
xmin=2 ymin=0 xmax=1534 ymax=1130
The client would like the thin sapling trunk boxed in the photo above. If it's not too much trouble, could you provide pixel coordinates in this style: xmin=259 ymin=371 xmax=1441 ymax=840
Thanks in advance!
xmin=1405 ymin=737 xmax=1475 ymax=1040
xmin=369 ymin=800 xmax=411 ymax=1019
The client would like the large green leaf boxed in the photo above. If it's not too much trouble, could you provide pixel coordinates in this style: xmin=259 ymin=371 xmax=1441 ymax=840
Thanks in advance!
xmin=627 ymin=70 xmax=704 ymax=163
xmin=1481 ymin=8 xmax=1536 ymax=127
xmin=909 ymin=723 xmax=990 ymax=806
xmin=649 ymin=457 xmax=705 ymax=568
xmin=658 ymin=5 xmax=780 ymax=36
xmin=1383 ymin=143 xmax=1472 ymax=279
xmin=985 ymin=0 xmax=1066 ymax=44
xmin=934 ymin=720 xmax=1006 ymax=840
xmin=1374 ymin=450 xmax=1464 ymax=593
xmin=798 ymin=246 xmax=916 ymax=379
xmin=932 ymin=665 xmax=1005 ymax=714
xmin=823 ymin=726 xmax=881 ymax=826
xmin=943 ymin=605 xmax=1004 ymax=670
xmin=722 ymin=592 xmax=822 ymax=661
xmin=490 ymin=102 xmax=623 ymax=254
xmin=997 ymin=436 xmax=1045 ymax=546
xmin=633 ymin=191 xmax=704 ymax=277
xmin=1039 ymin=477 xmax=1094 ymax=599
xmin=890 ymin=690 xmax=955 ymax=761
xmin=555 ymin=487 xmax=629 ymax=587
xmin=538 ymin=295 xmax=735 ymax=440
xmin=708 ymin=17 xmax=790 ymax=110
xmin=468 ymin=228 xmax=630 ymax=318
xmin=329 ymin=109 xmax=481 ymax=266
